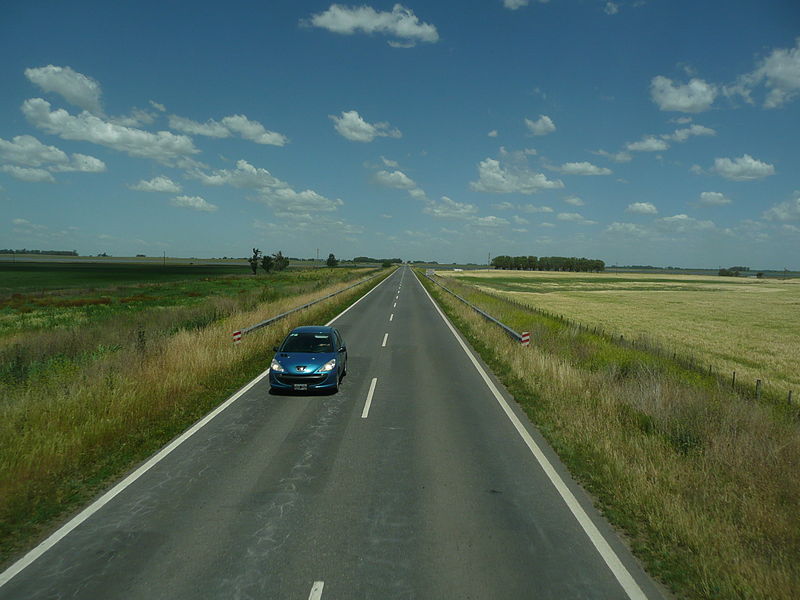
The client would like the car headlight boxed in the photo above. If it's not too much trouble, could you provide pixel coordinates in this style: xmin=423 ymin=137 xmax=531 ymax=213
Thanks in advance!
xmin=317 ymin=358 xmax=336 ymax=373
xmin=270 ymin=358 xmax=285 ymax=372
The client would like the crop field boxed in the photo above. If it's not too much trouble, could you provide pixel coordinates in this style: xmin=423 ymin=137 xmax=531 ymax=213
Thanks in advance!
xmin=445 ymin=270 xmax=800 ymax=396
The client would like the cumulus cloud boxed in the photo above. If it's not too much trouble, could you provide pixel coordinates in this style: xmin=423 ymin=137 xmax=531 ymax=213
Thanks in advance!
xmin=519 ymin=203 xmax=554 ymax=213
xmin=23 ymin=98 xmax=199 ymax=164
xmin=656 ymin=214 xmax=715 ymax=233
xmin=24 ymin=65 xmax=103 ymax=113
xmin=473 ymin=215 xmax=510 ymax=227
xmin=564 ymin=195 xmax=584 ymax=206
xmin=330 ymin=110 xmax=402 ymax=142
xmin=188 ymin=159 xmax=343 ymax=213
xmin=470 ymin=158 xmax=563 ymax=194
xmin=698 ymin=191 xmax=731 ymax=206
xmin=604 ymin=2 xmax=619 ymax=15
xmin=650 ymin=76 xmax=717 ymax=113
xmin=626 ymin=202 xmax=658 ymax=215
xmin=304 ymin=4 xmax=439 ymax=47
xmin=763 ymin=191 xmax=800 ymax=221
xmin=168 ymin=114 xmax=288 ymax=146
xmin=374 ymin=168 xmax=425 ymax=198
xmin=503 ymin=0 xmax=529 ymax=8
xmin=708 ymin=154 xmax=775 ymax=181
xmin=524 ymin=115 xmax=556 ymax=136
xmin=605 ymin=222 xmax=648 ymax=237
xmin=1 ymin=165 xmax=56 ymax=183
xmin=555 ymin=161 xmax=612 ymax=176
xmin=170 ymin=195 xmax=217 ymax=212
xmin=423 ymin=196 xmax=478 ymax=219
xmin=0 ymin=134 xmax=106 ymax=177
xmin=664 ymin=124 xmax=716 ymax=142
xmin=557 ymin=212 xmax=597 ymax=225
xmin=626 ymin=135 xmax=669 ymax=152
xmin=726 ymin=38 xmax=800 ymax=108
xmin=488 ymin=130 xmax=498 ymax=137
xmin=592 ymin=149 xmax=632 ymax=163
xmin=130 ymin=176 xmax=182 ymax=193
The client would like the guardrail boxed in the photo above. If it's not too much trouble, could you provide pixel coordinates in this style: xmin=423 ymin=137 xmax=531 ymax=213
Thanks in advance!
xmin=232 ymin=270 xmax=387 ymax=342
xmin=423 ymin=270 xmax=527 ymax=344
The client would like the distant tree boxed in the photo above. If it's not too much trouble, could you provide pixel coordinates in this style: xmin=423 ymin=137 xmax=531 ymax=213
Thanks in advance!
xmin=719 ymin=268 xmax=741 ymax=277
xmin=382 ymin=260 xmax=392 ymax=268
xmin=326 ymin=253 xmax=339 ymax=268
xmin=273 ymin=250 xmax=289 ymax=271
xmin=248 ymin=248 xmax=261 ymax=275
xmin=260 ymin=254 xmax=274 ymax=273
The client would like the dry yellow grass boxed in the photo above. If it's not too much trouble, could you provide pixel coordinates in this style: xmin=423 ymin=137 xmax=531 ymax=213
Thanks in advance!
xmin=443 ymin=270 xmax=800 ymax=396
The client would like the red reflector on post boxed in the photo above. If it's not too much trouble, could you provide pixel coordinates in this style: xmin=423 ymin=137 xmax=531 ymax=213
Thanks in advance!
xmin=232 ymin=330 xmax=242 ymax=344
xmin=521 ymin=331 xmax=530 ymax=346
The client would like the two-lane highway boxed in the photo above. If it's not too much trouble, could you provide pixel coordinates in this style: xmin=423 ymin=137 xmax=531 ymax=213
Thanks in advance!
xmin=0 ymin=266 xmax=666 ymax=599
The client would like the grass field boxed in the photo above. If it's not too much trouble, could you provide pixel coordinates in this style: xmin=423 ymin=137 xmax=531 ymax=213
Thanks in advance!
xmin=446 ymin=270 xmax=800 ymax=397
xmin=0 ymin=262 xmax=389 ymax=564
xmin=420 ymin=270 xmax=800 ymax=599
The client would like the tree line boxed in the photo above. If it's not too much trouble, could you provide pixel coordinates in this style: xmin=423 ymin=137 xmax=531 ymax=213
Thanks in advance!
xmin=491 ymin=255 xmax=605 ymax=272
xmin=1 ymin=249 xmax=78 ymax=256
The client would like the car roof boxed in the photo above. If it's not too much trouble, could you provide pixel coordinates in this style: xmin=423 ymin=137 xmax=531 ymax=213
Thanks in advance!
xmin=288 ymin=325 xmax=335 ymax=335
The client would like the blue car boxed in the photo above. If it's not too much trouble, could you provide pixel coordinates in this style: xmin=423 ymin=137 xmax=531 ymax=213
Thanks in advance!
xmin=269 ymin=325 xmax=347 ymax=393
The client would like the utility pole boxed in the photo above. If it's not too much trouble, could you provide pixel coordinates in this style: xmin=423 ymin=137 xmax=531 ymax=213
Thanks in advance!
xmin=316 ymin=248 xmax=319 ymax=268
xmin=163 ymin=250 xmax=166 ymax=266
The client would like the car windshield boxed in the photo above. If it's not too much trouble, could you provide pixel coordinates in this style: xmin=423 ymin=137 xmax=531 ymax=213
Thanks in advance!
xmin=281 ymin=333 xmax=334 ymax=353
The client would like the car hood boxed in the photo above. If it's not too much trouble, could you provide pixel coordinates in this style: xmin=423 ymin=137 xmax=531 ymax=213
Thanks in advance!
xmin=274 ymin=351 xmax=336 ymax=374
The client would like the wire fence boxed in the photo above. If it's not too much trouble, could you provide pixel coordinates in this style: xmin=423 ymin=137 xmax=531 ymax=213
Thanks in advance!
xmin=425 ymin=271 xmax=796 ymax=407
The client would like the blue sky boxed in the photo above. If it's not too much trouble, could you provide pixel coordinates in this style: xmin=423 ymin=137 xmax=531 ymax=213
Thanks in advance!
xmin=1 ymin=1 xmax=798 ymax=268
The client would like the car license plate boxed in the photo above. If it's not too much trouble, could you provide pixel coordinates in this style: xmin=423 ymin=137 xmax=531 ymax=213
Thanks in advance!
xmin=293 ymin=383 xmax=308 ymax=391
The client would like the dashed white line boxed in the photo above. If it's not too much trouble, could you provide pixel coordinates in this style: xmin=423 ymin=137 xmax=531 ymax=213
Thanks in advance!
xmin=389 ymin=313 xmax=394 ymax=322
xmin=361 ymin=377 xmax=378 ymax=418
xmin=308 ymin=580 xmax=324 ymax=599
xmin=381 ymin=333 xmax=388 ymax=347
xmin=393 ymin=302 xmax=396 ymax=308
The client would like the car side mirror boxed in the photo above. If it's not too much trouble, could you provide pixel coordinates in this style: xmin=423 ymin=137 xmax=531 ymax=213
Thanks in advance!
xmin=338 ymin=346 xmax=346 ymax=352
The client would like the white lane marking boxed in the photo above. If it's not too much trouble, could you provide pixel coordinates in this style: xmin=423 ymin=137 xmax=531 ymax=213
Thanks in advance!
xmin=414 ymin=271 xmax=649 ymax=600
xmin=393 ymin=302 xmax=396 ymax=308
xmin=0 ymin=368 xmax=271 ymax=589
xmin=0 ymin=273 xmax=395 ymax=590
xmin=362 ymin=377 xmax=378 ymax=418
xmin=389 ymin=313 xmax=394 ymax=322
xmin=381 ymin=333 xmax=388 ymax=347
xmin=308 ymin=580 xmax=324 ymax=599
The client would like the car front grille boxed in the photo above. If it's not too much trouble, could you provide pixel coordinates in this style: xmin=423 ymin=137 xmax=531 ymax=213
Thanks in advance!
xmin=277 ymin=374 xmax=327 ymax=385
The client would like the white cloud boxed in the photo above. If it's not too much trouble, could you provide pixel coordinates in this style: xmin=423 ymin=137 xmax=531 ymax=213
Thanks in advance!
xmin=664 ymin=124 xmax=716 ymax=142
xmin=524 ymin=115 xmax=556 ymax=136
xmin=491 ymin=201 xmax=515 ymax=210
xmin=519 ymin=203 xmax=554 ymax=213
xmin=188 ymin=159 xmax=343 ymax=213
xmin=656 ymin=214 xmax=715 ymax=233
xmin=605 ymin=222 xmax=648 ymax=237
xmin=381 ymin=156 xmax=399 ymax=168
xmin=150 ymin=101 xmax=166 ymax=112
xmin=592 ymin=149 xmax=632 ymax=163
xmin=556 ymin=161 xmax=612 ymax=176
xmin=564 ymin=195 xmax=584 ymax=206
xmin=470 ymin=158 xmax=563 ymax=194
xmin=503 ymin=0 xmax=529 ymax=8
xmin=513 ymin=215 xmax=529 ymax=225
xmin=763 ymin=191 xmax=800 ymax=221
xmin=650 ymin=76 xmax=717 ymax=113
xmin=488 ymin=129 xmax=498 ymax=137
xmin=423 ymin=196 xmax=478 ymax=219
xmin=473 ymin=215 xmax=510 ymax=227
xmin=305 ymin=4 xmax=439 ymax=47
xmin=626 ymin=202 xmax=658 ymax=215
xmin=726 ymin=38 xmax=800 ymax=108
xmin=557 ymin=212 xmax=597 ymax=224
xmin=698 ymin=191 xmax=731 ymax=206
xmin=24 ymin=65 xmax=102 ymax=113
xmin=604 ymin=3 xmax=619 ymax=15
xmin=375 ymin=169 xmax=416 ymax=189
xmin=0 ymin=134 xmax=106 ymax=176
xmin=1 ymin=165 xmax=55 ymax=183
xmin=330 ymin=110 xmax=401 ymax=142
xmin=171 ymin=195 xmax=217 ymax=212
xmin=130 ymin=176 xmax=182 ymax=193
xmin=168 ymin=114 xmax=288 ymax=146
xmin=626 ymin=136 xmax=669 ymax=152
xmin=23 ymin=98 xmax=199 ymax=164
xmin=709 ymin=154 xmax=775 ymax=181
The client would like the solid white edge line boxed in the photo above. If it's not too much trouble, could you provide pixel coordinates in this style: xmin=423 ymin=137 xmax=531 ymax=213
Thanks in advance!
xmin=412 ymin=270 xmax=649 ymax=600
xmin=381 ymin=333 xmax=388 ymax=347
xmin=0 ymin=270 xmax=395 ymax=590
xmin=362 ymin=377 xmax=378 ymax=418
xmin=308 ymin=580 xmax=324 ymax=599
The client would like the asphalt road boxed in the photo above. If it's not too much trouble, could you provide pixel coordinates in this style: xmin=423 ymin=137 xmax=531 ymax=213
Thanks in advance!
xmin=0 ymin=266 xmax=667 ymax=599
